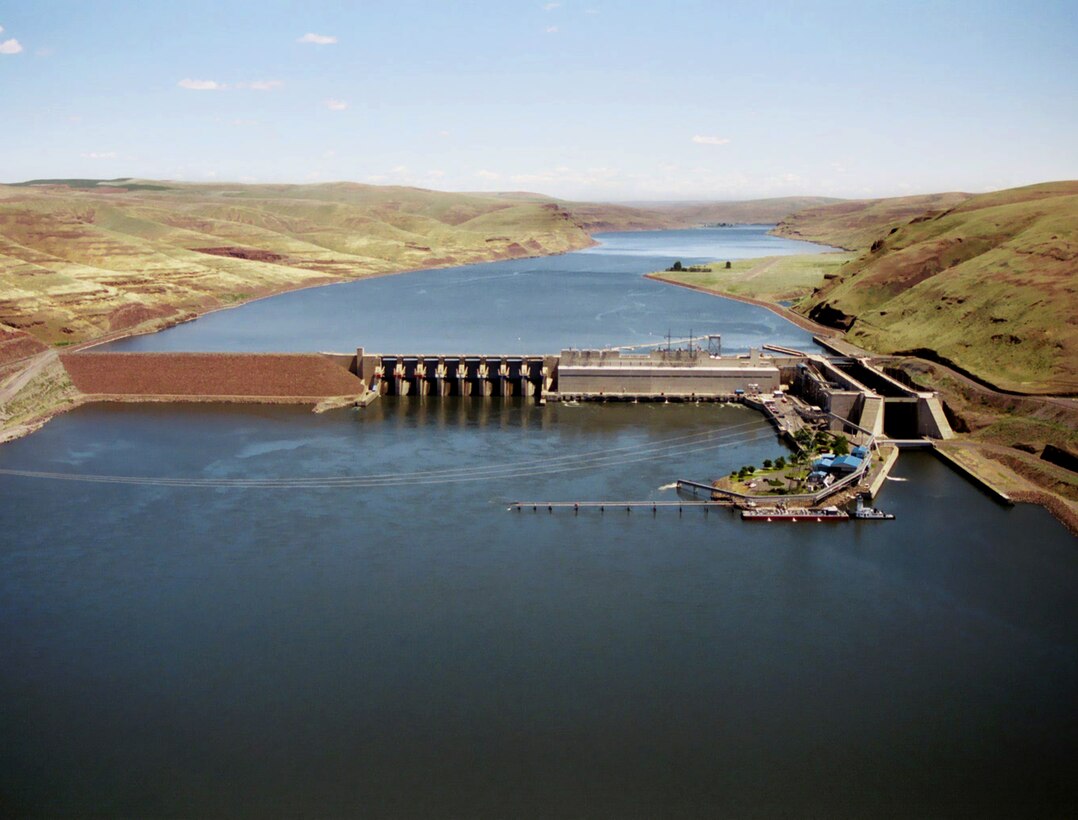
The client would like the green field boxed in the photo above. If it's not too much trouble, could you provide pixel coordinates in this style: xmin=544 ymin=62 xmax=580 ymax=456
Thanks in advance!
xmin=650 ymin=252 xmax=855 ymax=305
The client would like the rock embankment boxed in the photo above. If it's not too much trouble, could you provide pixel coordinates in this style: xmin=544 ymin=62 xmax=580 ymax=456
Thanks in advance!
xmin=60 ymin=352 xmax=364 ymax=400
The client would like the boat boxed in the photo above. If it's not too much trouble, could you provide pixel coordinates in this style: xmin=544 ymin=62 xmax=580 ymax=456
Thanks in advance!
xmin=741 ymin=505 xmax=848 ymax=522
xmin=851 ymin=495 xmax=895 ymax=520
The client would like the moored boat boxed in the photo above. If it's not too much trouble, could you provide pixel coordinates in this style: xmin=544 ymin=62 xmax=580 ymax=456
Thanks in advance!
xmin=851 ymin=494 xmax=896 ymax=520
xmin=741 ymin=505 xmax=848 ymax=522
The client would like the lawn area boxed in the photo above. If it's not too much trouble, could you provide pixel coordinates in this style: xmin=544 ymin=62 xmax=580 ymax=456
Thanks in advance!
xmin=650 ymin=252 xmax=855 ymax=305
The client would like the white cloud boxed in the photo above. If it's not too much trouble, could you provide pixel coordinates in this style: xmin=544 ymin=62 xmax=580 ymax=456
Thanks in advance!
xmin=476 ymin=170 xmax=500 ymax=180
xmin=427 ymin=170 xmax=445 ymax=178
xmin=298 ymin=32 xmax=337 ymax=45
xmin=585 ymin=8 xmax=600 ymax=14
xmin=0 ymin=38 xmax=23 ymax=55
xmin=437 ymin=130 xmax=451 ymax=137
xmin=543 ymin=3 xmax=561 ymax=10
xmin=0 ymin=26 xmax=4 ymax=33
xmin=324 ymin=99 xmax=348 ymax=111
xmin=691 ymin=135 xmax=731 ymax=146
xmin=238 ymin=80 xmax=283 ymax=90
xmin=178 ymin=78 xmax=225 ymax=91
xmin=81 ymin=151 xmax=117 ymax=160
xmin=545 ymin=26 xmax=559 ymax=33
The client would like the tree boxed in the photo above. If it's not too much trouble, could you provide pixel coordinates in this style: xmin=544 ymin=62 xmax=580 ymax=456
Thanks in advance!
xmin=833 ymin=434 xmax=850 ymax=456
xmin=774 ymin=456 xmax=786 ymax=469
xmin=725 ymin=260 xmax=732 ymax=269
xmin=671 ymin=260 xmax=683 ymax=271
xmin=762 ymin=459 xmax=773 ymax=470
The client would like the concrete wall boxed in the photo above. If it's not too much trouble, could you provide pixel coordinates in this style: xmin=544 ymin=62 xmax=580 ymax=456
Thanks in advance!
xmin=61 ymin=352 xmax=365 ymax=399
xmin=557 ymin=364 xmax=780 ymax=396
xmin=917 ymin=395 xmax=955 ymax=439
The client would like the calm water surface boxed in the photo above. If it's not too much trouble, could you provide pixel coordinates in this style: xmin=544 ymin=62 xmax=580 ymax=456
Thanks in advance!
xmin=2 ymin=229 xmax=1076 ymax=816
xmin=104 ymin=226 xmax=834 ymax=354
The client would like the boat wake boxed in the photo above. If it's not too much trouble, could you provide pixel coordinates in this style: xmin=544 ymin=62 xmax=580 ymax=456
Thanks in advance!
xmin=885 ymin=476 xmax=908 ymax=482
xmin=657 ymin=482 xmax=679 ymax=491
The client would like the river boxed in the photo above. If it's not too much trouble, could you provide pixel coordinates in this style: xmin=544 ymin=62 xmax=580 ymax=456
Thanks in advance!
xmin=101 ymin=226 xmax=831 ymax=354
xmin=1 ymin=228 xmax=1075 ymax=816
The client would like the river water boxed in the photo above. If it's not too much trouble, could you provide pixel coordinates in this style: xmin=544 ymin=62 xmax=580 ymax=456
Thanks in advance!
xmin=2 ymin=228 xmax=1076 ymax=816
xmin=102 ymin=227 xmax=833 ymax=355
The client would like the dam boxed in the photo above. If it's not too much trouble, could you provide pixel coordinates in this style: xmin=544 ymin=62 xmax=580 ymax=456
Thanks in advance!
xmin=354 ymin=344 xmax=782 ymax=401
xmin=58 ymin=342 xmax=955 ymax=442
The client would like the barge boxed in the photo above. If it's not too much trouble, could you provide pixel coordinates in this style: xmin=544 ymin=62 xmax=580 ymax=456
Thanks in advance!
xmin=741 ymin=505 xmax=848 ymax=522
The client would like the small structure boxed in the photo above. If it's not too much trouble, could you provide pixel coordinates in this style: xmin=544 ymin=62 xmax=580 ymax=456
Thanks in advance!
xmin=830 ymin=455 xmax=864 ymax=474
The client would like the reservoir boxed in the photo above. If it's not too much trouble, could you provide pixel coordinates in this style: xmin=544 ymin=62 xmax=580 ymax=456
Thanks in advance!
xmin=2 ymin=228 xmax=1076 ymax=816
xmin=102 ymin=226 xmax=832 ymax=354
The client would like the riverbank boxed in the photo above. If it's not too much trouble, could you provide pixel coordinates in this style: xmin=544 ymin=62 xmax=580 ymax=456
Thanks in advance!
xmin=642 ymin=272 xmax=838 ymax=336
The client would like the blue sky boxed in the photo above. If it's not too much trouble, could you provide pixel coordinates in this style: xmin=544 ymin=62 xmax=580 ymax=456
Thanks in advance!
xmin=1 ymin=0 xmax=1075 ymax=200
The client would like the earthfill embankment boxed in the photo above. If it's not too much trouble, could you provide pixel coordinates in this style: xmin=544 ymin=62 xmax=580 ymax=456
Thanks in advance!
xmin=59 ymin=352 xmax=364 ymax=402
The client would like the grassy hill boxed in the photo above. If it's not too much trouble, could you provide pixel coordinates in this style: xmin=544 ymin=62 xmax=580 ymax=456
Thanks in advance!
xmin=0 ymin=181 xmax=846 ymax=359
xmin=795 ymin=181 xmax=1078 ymax=394
xmin=0 ymin=180 xmax=593 ymax=358
xmin=552 ymin=196 xmax=845 ymax=233
xmin=773 ymin=192 xmax=972 ymax=250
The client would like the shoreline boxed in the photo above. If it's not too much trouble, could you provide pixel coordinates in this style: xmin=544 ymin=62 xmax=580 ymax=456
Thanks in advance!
xmin=642 ymin=273 xmax=838 ymax=337
xmin=76 ymin=236 xmax=600 ymax=354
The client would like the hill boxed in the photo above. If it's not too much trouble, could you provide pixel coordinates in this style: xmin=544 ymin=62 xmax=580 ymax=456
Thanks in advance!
xmin=0 ymin=181 xmax=845 ymax=360
xmin=556 ymin=196 xmax=845 ymax=233
xmin=773 ymin=192 xmax=973 ymax=250
xmin=795 ymin=181 xmax=1078 ymax=394
xmin=0 ymin=180 xmax=592 ymax=359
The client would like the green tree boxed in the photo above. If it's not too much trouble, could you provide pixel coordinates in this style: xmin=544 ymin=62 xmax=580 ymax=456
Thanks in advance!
xmin=833 ymin=434 xmax=850 ymax=456
xmin=762 ymin=458 xmax=773 ymax=470
xmin=671 ymin=260 xmax=683 ymax=271
xmin=774 ymin=456 xmax=786 ymax=469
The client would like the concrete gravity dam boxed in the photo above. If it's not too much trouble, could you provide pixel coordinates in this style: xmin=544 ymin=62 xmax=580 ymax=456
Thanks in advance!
xmin=60 ymin=339 xmax=953 ymax=443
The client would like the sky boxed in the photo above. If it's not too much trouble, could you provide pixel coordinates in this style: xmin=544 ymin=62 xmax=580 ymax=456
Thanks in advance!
xmin=1 ymin=0 xmax=1075 ymax=201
